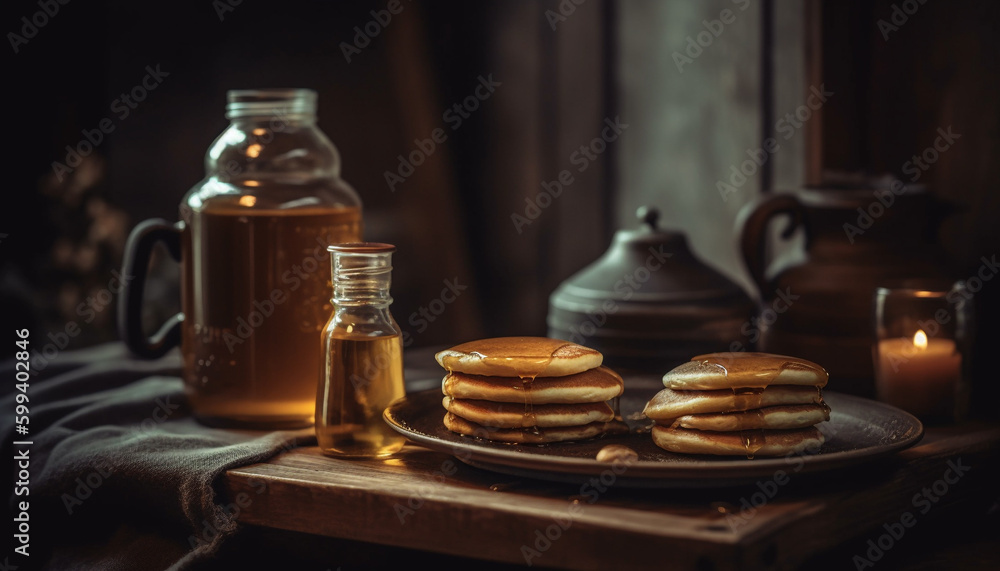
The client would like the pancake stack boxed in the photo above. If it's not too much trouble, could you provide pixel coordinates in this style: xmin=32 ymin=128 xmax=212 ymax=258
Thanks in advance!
xmin=643 ymin=352 xmax=831 ymax=457
xmin=436 ymin=337 xmax=625 ymax=444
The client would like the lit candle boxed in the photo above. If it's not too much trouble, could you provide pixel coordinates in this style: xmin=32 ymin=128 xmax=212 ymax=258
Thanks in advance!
xmin=876 ymin=329 xmax=962 ymax=417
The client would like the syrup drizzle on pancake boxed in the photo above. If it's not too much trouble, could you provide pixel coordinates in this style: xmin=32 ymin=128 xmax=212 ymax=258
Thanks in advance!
xmin=510 ymin=344 xmax=566 ymax=436
xmin=439 ymin=338 xmax=614 ymax=442
xmin=732 ymin=386 xmax=765 ymax=409
xmin=722 ymin=359 xmax=778 ymax=458
xmin=740 ymin=429 xmax=767 ymax=459
xmin=678 ymin=354 xmax=828 ymax=458
xmin=685 ymin=352 xmax=828 ymax=388
xmin=521 ymin=375 xmax=540 ymax=435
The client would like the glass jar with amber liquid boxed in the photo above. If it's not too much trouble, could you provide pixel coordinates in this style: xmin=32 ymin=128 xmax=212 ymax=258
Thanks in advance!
xmin=316 ymin=243 xmax=406 ymax=458
xmin=120 ymin=89 xmax=362 ymax=429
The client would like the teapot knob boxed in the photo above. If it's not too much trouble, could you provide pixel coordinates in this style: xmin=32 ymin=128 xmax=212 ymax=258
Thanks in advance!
xmin=636 ymin=206 xmax=659 ymax=230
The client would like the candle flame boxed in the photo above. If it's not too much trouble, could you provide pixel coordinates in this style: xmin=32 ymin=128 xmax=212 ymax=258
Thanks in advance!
xmin=913 ymin=329 xmax=928 ymax=350
xmin=238 ymin=195 xmax=257 ymax=207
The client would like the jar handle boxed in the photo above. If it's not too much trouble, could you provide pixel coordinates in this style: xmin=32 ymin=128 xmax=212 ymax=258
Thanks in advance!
xmin=736 ymin=194 xmax=809 ymax=297
xmin=117 ymin=219 xmax=184 ymax=358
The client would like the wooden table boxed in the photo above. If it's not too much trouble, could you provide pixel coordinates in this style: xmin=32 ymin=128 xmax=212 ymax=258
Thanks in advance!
xmin=223 ymin=400 xmax=1000 ymax=569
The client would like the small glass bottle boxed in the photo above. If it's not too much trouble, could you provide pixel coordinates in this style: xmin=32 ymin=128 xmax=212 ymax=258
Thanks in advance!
xmin=316 ymin=243 xmax=406 ymax=458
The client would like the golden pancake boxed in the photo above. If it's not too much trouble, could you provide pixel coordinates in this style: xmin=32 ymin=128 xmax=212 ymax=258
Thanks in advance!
xmin=643 ymin=385 xmax=824 ymax=420
xmin=651 ymin=425 xmax=825 ymax=457
xmin=662 ymin=352 xmax=828 ymax=390
xmin=435 ymin=337 xmax=602 ymax=378
xmin=443 ymin=412 xmax=619 ymax=444
xmin=441 ymin=366 xmax=624 ymax=404
xmin=443 ymin=397 xmax=614 ymax=428
xmin=664 ymin=404 xmax=831 ymax=431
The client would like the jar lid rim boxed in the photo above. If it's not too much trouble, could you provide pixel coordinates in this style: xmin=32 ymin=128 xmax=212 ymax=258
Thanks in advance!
xmin=328 ymin=242 xmax=396 ymax=253
xmin=226 ymin=88 xmax=317 ymax=119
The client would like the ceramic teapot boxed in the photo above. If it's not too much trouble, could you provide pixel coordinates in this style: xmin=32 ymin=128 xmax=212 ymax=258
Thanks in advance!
xmin=548 ymin=207 xmax=755 ymax=373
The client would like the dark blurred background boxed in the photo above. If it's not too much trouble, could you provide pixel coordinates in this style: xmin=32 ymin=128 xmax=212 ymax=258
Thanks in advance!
xmin=3 ymin=0 xmax=999 ymax=378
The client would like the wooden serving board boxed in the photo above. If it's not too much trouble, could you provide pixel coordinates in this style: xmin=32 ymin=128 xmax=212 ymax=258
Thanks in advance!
xmin=223 ymin=422 xmax=1000 ymax=570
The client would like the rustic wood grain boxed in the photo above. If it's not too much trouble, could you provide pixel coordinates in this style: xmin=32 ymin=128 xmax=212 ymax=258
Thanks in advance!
xmin=224 ymin=424 xmax=999 ymax=570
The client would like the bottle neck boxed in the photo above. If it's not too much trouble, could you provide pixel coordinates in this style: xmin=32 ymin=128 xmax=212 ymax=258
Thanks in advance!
xmin=331 ymin=253 xmax=393 ymax=307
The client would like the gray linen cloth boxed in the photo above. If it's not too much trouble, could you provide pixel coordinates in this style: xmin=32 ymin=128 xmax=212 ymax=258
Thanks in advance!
xmin=1 ymin=342 xmax=314 ymax=570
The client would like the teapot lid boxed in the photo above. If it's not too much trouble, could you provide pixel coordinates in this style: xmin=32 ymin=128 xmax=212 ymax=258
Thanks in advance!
xmin=556 ymin=206 xmax=749 ymax=303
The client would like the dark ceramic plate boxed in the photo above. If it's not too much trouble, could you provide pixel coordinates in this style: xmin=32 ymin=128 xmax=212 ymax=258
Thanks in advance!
xmin=383 ymin=385 xmax=923 ymax=488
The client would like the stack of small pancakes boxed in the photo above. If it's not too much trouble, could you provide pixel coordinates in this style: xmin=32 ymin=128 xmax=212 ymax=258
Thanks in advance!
xmin=436 ymin=337 xmax=625 ymax=444
xmin=643 ymin=352 xmax=831 ymax=457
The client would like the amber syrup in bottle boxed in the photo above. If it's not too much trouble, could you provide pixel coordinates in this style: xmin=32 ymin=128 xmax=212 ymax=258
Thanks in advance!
xmin=316 ymin=243 xmax=406 ymax=458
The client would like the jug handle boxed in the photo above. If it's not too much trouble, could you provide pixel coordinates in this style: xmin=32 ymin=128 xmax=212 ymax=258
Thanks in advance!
xmin=117 ymin=219 xmax=184 ymax=358
xmin=736 ymin=194 xmax=809 ymax=296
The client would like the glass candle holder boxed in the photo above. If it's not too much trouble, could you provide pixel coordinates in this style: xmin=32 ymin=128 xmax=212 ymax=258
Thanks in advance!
xmin=872 ymin=282 xmax=973 ymax=422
